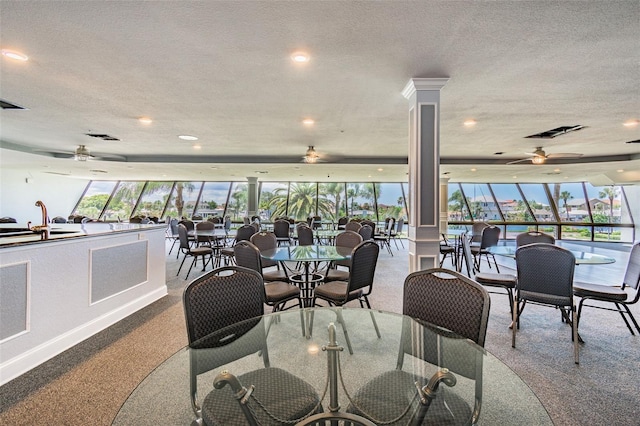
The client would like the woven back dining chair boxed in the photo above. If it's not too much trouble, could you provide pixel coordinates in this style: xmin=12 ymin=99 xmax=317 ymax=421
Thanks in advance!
xmin=312 ymin=240 xmax=380 ymax=354
xmin=516 ymin=231 xmax=555 ymax=247
xmin=574 ymin=241 xmax=640 ymax=336
xmin=347 ymin=268 xmax=490 ymax=425
xmin=514 ymin=243 xmax=579 ymax=364
xmin=183 ymin=266 xmax=320 ymax=425
xmin=250 ymin=231 xmax=289 ymax=282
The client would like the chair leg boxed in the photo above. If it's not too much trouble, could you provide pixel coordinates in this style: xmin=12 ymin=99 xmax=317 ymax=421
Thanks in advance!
xmin=335 ymin=308 xmax=354 ymax=355
xmin=618 ymin=303 xmax=640 ymax=335
xmin=177 ymin=253 xmax=188 ymax=276
xmin=512 ymin=297 xmax=518 ymax=348
xmin=572 ymin=305 xmax=579 ymax=364
xmin=185 ymin=256 xmax=197 ymax=279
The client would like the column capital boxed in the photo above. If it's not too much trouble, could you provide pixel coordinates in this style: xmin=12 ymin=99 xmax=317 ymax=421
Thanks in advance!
xmin=402 ymin=78 xmax=449 ymax=99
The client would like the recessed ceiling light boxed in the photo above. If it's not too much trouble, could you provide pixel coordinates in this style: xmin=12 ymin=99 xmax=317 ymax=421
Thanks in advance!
xmin=377 ymin=168 xmax=383 ymax=172
xmin=512 ymin=175 xmax=517 ymax=179
xmin=302 ymin=118 xmax=315 ymax=125
xmin=192 ymin=144 xmax=202 ymax=150
xmin=471 ymin=168 xmax=477 ymax=172
xmin=617 ymin=169 xmax=624 ymax=173
xmin=179 ymin=135 xmax=198 ymax=141
xmin=463 ymin=119 xmax=477 ymax=127
xmin=1 ymin=49 xmax=28 ymax=61
xmin=138 ymin=117 xmax=153 ymax=124
xmin=291 ymin=51 xmax=310 ymax=63
xmin=554 ymin=168 xmax=561 ymax=172
xmin=623 ymin=119 xmax=639 ymax=127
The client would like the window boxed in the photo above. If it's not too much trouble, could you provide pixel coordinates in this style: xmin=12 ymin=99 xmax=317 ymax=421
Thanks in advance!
xmin=490 ymin=183 xmax=532 ymax=222
xmin=375 ymin=183 xmax=406 ymax=223
xmin=519 ymin=184 xmax=555 ymax=222
xmin=197 ymin=182 xmax=231 ymax=219
xmin=319 ymin=182 xmax=346 ymax=222
xmin=346 ymin=183 xmax=376 ymax=219
xmin=132 ymin=182 xmax=173 ymax=220
xmin=259 ymin=182 xmax=289 ymax=221
xmin=102 ymin=182 xmax=146 ymax=221
xmin=165 ymin=182 xmax=203 ymax=219
xmin=73 ymin=181 xmax=117 ymax=219
xmin=460 ymin=184 xmax=497 ymax=221
xmin=227 ymin=182 xmax=248 ymax=221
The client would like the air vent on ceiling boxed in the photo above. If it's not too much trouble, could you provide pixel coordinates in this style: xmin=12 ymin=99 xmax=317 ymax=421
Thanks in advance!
xmin=626 ymin=139 xmax=640 ymax=144
xmin=525 ymin=125 xmax=585 ymax=139
xmin=0 ymin=99 xmax=27 ymax=110
xmin=44 ymin=171 xmax=71 ymax=176
xmin=89 ymin=169 xmax=108 ymax=174
xmin=85 ymin=133 xmax=120 ymax=141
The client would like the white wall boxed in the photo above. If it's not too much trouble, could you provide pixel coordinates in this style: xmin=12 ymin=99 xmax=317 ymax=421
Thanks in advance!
xmin=0 ymin=167 xmax=88 ymax=223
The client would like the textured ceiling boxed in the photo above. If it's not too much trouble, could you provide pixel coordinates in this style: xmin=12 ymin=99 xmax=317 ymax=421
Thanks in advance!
xmin=0 ymin=1 xmax=638 ymax=184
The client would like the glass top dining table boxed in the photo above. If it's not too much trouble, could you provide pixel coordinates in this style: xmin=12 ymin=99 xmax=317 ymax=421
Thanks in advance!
xmin=261 ymin=245 xmax=352 ymax=307
xmin=113 ymin=307 xmax=551 ymax=425
xmin=488 ymin=246 xmax=616 ymax=265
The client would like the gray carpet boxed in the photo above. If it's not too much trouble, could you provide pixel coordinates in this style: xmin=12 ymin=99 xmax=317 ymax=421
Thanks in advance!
xmin=0 ymin=239 xmax=638 ymax=425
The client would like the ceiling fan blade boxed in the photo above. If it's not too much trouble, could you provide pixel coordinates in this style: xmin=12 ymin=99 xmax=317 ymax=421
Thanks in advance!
xmin=506 ymin=158 xmax=533 ymax=165
xmin=546 ymin=152 xmax=583 ymax=159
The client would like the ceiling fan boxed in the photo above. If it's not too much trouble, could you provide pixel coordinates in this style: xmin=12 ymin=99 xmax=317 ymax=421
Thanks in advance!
xmin=302 ymin=146 xmax=322 ymax=163
xmin=34 ymin=145 xmax=127 ymax=162
xmin=506 ymin=147 xmax=583 ymax=165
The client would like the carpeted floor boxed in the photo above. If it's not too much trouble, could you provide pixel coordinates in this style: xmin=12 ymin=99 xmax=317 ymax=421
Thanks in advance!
xmin=0 ymin=238 xmax=638 ymax=425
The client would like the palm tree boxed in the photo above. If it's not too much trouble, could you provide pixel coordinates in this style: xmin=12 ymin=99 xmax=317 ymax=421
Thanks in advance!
xmin=173 ymin=182 xmax=196 ymax=219
xmin=448 ymin=190 xmax=466 ymax=220
xmin=319 ymin=183 xmax=344 ymax=221
xmin=230 ymin=185 xmax=248 ymax=220
xmin=560 ymin=190 xmax=573 ymax=220
xmin=598 ymin=186 xmax=619 ymax=239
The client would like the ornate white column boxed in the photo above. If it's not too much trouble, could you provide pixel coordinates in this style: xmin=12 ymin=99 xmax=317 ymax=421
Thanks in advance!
xmin=402 ymin=78 xmax=449 ymax=272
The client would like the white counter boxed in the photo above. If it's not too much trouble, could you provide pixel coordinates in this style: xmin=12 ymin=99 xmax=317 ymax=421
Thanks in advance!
xmin=0 ymin=225 xmax=167 ymax=385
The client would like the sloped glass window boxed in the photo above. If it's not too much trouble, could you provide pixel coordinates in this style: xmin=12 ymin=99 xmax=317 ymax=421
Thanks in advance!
xmin=73 ymin=181 xmax=117 ymax=219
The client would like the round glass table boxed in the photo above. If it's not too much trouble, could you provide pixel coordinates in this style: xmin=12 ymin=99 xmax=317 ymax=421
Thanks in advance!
xmin=488 ymin=246 xmax=616 ymax=265
xmin=261 ymin=245 xmax=353 ymax=307
xmin=113 ymin=308 xmax=552 ymax=425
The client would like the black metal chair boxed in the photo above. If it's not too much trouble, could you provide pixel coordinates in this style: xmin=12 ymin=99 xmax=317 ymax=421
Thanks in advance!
xmin=460 ymin=231 xmax=517 ymax=317
xmin=296 ymin=224 xmax=314 ymax=246
xmin=373 ymin=218 xmax=395 ymax=256
xmin=574 ymin=242 xmax=640 ymax=336
xmin=183 ymin=266 xmax=321 ymax=425
xmin=312 ymin=241 xmax=381 ymax=354
xmin=471 ymin=225 xmax=500 ymax=272
xmin=347 ymin=268 xmax=490 ymax=425
xmin=514 ymin=243 xmax=579 ymax=364
xmin=177 ymin=224 xmax=214 ymax=279
xmin=250 ymin=231 xmax=290 ymax=282
xmin=274 ymin=219 xmax=292 ymax=246
xmin=51 ymin=216 xmax=67 ymax=223
xmin=324 ymin=230 xmax=363 ymax=282
xmin=357 ymin=224 xmax=373 ymax=241
xmin=234 ymin=241 xmax=303 ymax=314
xmin=166 ymin=218 xmax=180 ymax=256
xmin=516 ymin=231 xmax=555 ymax=247
xmin=219 ymin=224 xmax=257 ymax=266
xmin=345 ymin=221 xmax=361 ymax=232
xmin=336 ymin=216 xmax=349 ymax=230
xmin=390 ymin=218 xmax=405 ymax=249
xmin=439 ymin=234 xmax=457 ymax=268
